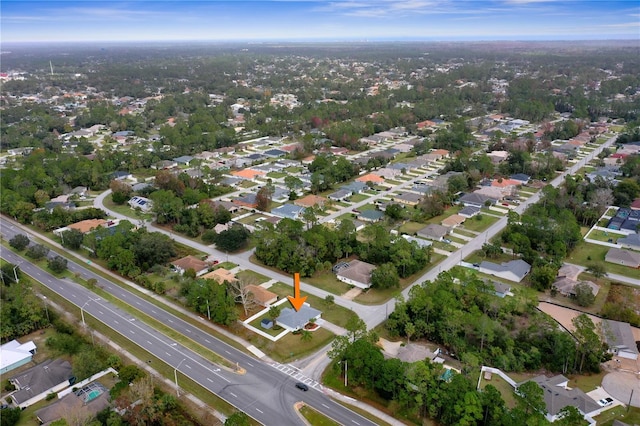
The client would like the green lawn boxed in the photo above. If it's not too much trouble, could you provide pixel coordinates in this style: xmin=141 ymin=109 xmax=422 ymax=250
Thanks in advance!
xmin=299 ymin=405 xmax=341 ymax=426
xmin=355 ymin=253 xmax=446 ymax=304
xmin=242 ymin=326 xmax=335 ymax=363
xmin=596 ymin=406 xmax=640 ymax=426
xmin=248 ymin=313 xmax=285 ymax=337
xmin=236 ymin=269 xmax=271 ymax=284
xmin=103 ymin=196 xmax=153 ymax=221
xmin=399 ymin=221 xmax=427 ymax=235
xmin=267 ymin=282 xmax=358 ymax=328
xmin=267 ymin=171 xmax=287 ymax=179
xmin=587 ymin=229 xmax=622 ymax=244
xmin=304 ymin=270 xmax=352 ymax=295
xmin=349 ymin=193 xmax=369 ymax=202
xmin=568 ymin=241 xmax=640 ymax=278
xmin=460 ymin=214 xmax=500 ymax=232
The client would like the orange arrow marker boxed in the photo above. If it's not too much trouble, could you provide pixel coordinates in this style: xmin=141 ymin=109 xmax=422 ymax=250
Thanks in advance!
xmin=288 ymin=272 xmax=307 ymax=312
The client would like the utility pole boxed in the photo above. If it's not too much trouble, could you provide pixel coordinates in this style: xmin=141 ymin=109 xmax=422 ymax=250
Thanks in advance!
xmin=175 ymin=358 xmax=187 ymax=397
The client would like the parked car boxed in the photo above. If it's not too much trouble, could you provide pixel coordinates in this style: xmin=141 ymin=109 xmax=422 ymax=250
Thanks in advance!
xmin=472 ymin=263 xmax=480 ymax=268
xmin=443 ymin=238 xmax=452 ymax=244
xmin=295 ymin=382 xmax=309 ymax=391
xmin=598 ymin=397 xmax=614 ymax=407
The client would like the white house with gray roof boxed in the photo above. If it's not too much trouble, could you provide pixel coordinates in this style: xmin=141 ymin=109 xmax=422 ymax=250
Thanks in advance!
xmin=601 ymin=319 xmax=639 ymax=360
xmin=336 ymin=259 xmax=376 ymax=289
xmin=276 ymin=304 xmax=322 ymax=332
xmin=478 ymin=259 xmax=530 ymax=283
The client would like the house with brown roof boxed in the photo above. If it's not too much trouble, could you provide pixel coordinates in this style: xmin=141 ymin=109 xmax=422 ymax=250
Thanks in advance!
xmin=294 ymin=194 xmax=327 ymax=209
xmin=605 ymin=248 xmax=640 ymax=268
xmin=171 ymin=256 xmax=210 ymax=276
xmin=67 ymin=219 xmax=107 ymax=234
xmin=356 ymin=173 xmax=385 ymax=184
xmin=245 ymin=285 xmax=278 ymax=307
xmin=336 ymin=259 xmax=376 ymax=289
xmin=231 ymin=169 xmax=266 ymax=180
xmin=201 ymin=268 xmax=238 ymax=284
xmin=442 ymin=214 xmax=466 ymax=228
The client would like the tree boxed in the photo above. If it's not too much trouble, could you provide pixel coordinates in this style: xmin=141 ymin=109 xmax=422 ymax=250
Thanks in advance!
xmin=9 ymin=234 xmax=30 ymax=251
xmin=224 ymin=412 xmax=251 ymax=426
xmin=268 ymin=305 xmax=281 ymax=323
xmin=573 ymin=282 xmax=595 ymax=307
xmin=110 ymin=180 xmax=133 ymax=205
xmin=572 ymin=314 xmax=607 ymax=373
xmin=556 ymin=405 xmax=587 ymax=426
xmin=371 ymin=263 xmax=399 ymax=289
xmin=255 ymin=185 xmax=274 ymax=212
xmin=61 ymin=229 xmax=85 ymax=250
xmin=48 ymin=255 xmax=68 ymax=274
xmin=26 ymin=244 xmax=49 ymax=260
xmin=515 ymin=381 xmax=546 ymax=417
xmin=345 ymin=316 xmax=367 ymax=343
xmin=228 ymin=278 xmax=258 ymax=317
xmin=586 ymin=262 xmax=606 ymax=279
xmin=301 ymin=330 xmax=313 ymax=342
xmin=214 ymin=224 xmax=250 ymax=252
xmin=384 ymin=203 xmax=405 ymax=221
xmin=1 ymin=263 xmax=20 ymax=285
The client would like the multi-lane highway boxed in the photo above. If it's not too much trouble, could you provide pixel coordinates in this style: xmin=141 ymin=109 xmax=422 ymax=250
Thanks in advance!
xmin=0 ymin=225 xmax=377 ymax=426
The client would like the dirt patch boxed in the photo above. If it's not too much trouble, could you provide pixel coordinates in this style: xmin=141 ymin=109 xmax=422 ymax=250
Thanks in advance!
xmin=537 ymin=302 xmax=602 ymax=332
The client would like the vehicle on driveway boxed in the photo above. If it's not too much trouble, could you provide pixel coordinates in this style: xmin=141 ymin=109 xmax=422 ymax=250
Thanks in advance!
xmin=598 ymin=397 xmax=614 ymax=407
xmin=295 ymin=382 xmax=309 ymax=391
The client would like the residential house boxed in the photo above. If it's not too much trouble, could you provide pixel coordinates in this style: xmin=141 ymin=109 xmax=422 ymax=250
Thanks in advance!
xmin=401 ymin=234 xmax=432 ymax=248
xmin=342 ymin=181 xmax=368 ymax=194
xmin=617 ymin=233 xmax=640 ymax=250
xmin=272 ymin=203 xmax=306 ymax=220
xmin=328 ymin=189 xmax=352 ymax=202
xmin=231 ymin=169 xmax=266 ymax=180
xmin=69 ymin=186 xmax=89 ymax=197
xmin=0 ymin=340 xmax=36 ymax=374
xmin=417 ymin=224 xmax=449 ymax=241
xmin=245 ymin=285 xmax=278 ymax=307
xmin=605 ymin=248 xmax=640 ymax=268
xmin=128 ymin=196 xmax=153 ymax=212
xmin=510 ymin=173 xmax=531 ymax=185
xmin=336 ymin=259 xmax=377 ymax=289
xmin=553 ymin=277 xmax=600 ymax=298
xmin=171 ymin=255 xmax=210 ymax=276
xmin=151 ymin=160 xmax=178 ymax=170
xmin=35 ymin=382 xmax=110 ymax=425
xmin=9 ymin=359 xmax=74 ymax=408
xmin=356 ymin=173 xmax=385 ymax=185
xmin=294 ymin=194 xmax=327 ymax=209
xmin=459 ymin=206 xmax=481 ymax=218
xmin=459 ymin=192 xmax=497 ymax=208
xmin=487 ymin=150 xmax=509 ymax=164
xmin=201 ymin=268 xmax=238 ymax=285
xmin=201 ymin=199 xmax=240 ymax=215
xmin=375 ymin=167 xmax=401 ymax=179
xmin=276 ymin=304 xmax=322 ymax=332
xmin=111 ymin=171 xmax=132 ymax=181
xmin=490 ymin=281 xmax=512 ymax=298
xmin=601 ymin=319 xmax=639 ymax=360
xmin=62 ymin=219 xmax=107 ymax=234
xmin=442 ymin=214 xmax=466 ymax=228
xmin=232 ymin=193 xmax=258 ymax=209
xmin=517 ymin=375 xmax=600 ymax=424
xmin=357 ymin=210 xmax=385 ymax=223
xmin=478 ymin=259 xmax=531 ymax=283
xmin=263 ymin=149 xmax=287 ymax=158
xmin=394 ymin=192 xmax=422 ymax=206
xmin=173 ymin=155 xmax=194 ymax=165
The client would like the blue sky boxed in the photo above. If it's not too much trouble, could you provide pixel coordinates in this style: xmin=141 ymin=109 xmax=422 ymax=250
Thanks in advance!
xmin=2 ymin=1 xmax=639 ymax=43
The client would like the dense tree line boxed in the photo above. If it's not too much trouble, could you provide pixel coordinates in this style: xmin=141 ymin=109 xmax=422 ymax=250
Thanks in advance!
xmin=255 ymin=219 xmax=431 ymax=281
xmin=329 ymin=331 xmax=588 ymax=426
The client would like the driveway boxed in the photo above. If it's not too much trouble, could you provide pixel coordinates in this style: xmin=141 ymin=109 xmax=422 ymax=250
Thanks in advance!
xmin=601 ymin=371 xmax=640 ymax=407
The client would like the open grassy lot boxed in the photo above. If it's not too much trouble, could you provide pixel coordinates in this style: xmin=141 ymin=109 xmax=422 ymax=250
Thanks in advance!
xmin=240 ymin=326 xmax=335 ymax=363
xmin=103 ymin=196 xmax=154 ymax=221
xmin=399 ymin=221 xmax=427 ymax=235
xmin=586 ymin=229 xmax=624 ymax=244
xmin=595 ymin=406 xmax=640 ymax=426
xmin=236 ymin=269 xmax=270 ymax=284
xmin=267 ymin=282 xmax=358 ymax=328
xmin=355 ymin=253 xmax=446 ymax=304
xmin=349 ymin=193 xmax=370 ymax=203
xmin=304 ymin=270 xmax=352 ymax=295
xmin=459 ymin=213 xmax=501 ymax=232
xmin=266 ymin=171 xmax=287 ymax=179
xmin=568 ymin=241 xmax=640 ymax=278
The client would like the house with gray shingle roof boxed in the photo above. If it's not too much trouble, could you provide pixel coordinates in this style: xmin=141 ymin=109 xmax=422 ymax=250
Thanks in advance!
xmin=276 ymin=304 xmax=322 ymax=332
xmin=605 ymin=248 xmax=640 ymax=268
xmin=336 ymin=259 xmax=376 ymax=289
xmin=272 ymin=203 xmax=305 ymax=220
xmin=478 ymin=259 xmax=530 ymax=283
xmin=601 ymin=319 xmax=639 ymax=360
xmin=10 ymin=359 xmax=73 ymax=408
xmin=517 ymin=375 xmax=600 ymax=424
xmin=618 ymin=233 xmax=640 ymax=250
xmin=417 ymin=224 xmax=449 ymax=241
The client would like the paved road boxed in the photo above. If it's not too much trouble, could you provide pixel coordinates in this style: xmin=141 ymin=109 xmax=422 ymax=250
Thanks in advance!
xmin=0 ymin=227 xmax=377 ymax=426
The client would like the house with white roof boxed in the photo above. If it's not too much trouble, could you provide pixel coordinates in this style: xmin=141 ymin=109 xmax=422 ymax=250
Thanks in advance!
xmin=0 ymin=340 xmax=37 ymax=374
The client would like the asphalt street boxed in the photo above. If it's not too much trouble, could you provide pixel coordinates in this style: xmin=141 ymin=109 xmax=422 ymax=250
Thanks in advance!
xmin=0 ymin=227 xmax=376 ymax=426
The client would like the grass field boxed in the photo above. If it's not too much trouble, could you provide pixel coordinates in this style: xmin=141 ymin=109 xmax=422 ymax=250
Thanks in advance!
xmin=460 ymin=213 xmax=501 ymax=232
xmin=595 ymin=406 xmax=640 ymax=426
xmin=568 ymin=241 xmax=640 ymax=278
xmin=304 ymin=270 xmax=352 ymax=295
xmin=299 ymin=405 xmax=341 ymax=426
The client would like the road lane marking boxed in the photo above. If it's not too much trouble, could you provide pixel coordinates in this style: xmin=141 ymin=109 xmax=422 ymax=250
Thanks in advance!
xmin=185 ymin=364 xmax=191 ymax=369
xmin=147 ymin=341 xmax=153 ymax=345
xmin=166 ymin=352 xmax=171 ymax=356
xmin=113 ymin=320 xmax=119 ymax=324
xmin=129 ymin=330 xmax=135 ymax=334
xmin=207 ymin=378 xmax=214 ymax=382
xmin=98 ymin=311 xmax=104 ymax=315
xmin=322 ymin=404 xmax=330 ymax=409
xmin=185 ymin=329 xmax=191 ymax=333
xmin=225 ymin=350 xmax=231 ymax=354
xmin=168 ymin=319 xmax=174 ymax=323
xmin=351 ymin=421 xmax=360 ymax=425
xmin=229 ymin=392 xmax=237 ymax=398
xmin=204 ymin=339 xmax=211 ymax=343
xmin=247 ymin=362 xmax=254 ymax=367
xmin=255 ymin=408 xmax=263 ymax=414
